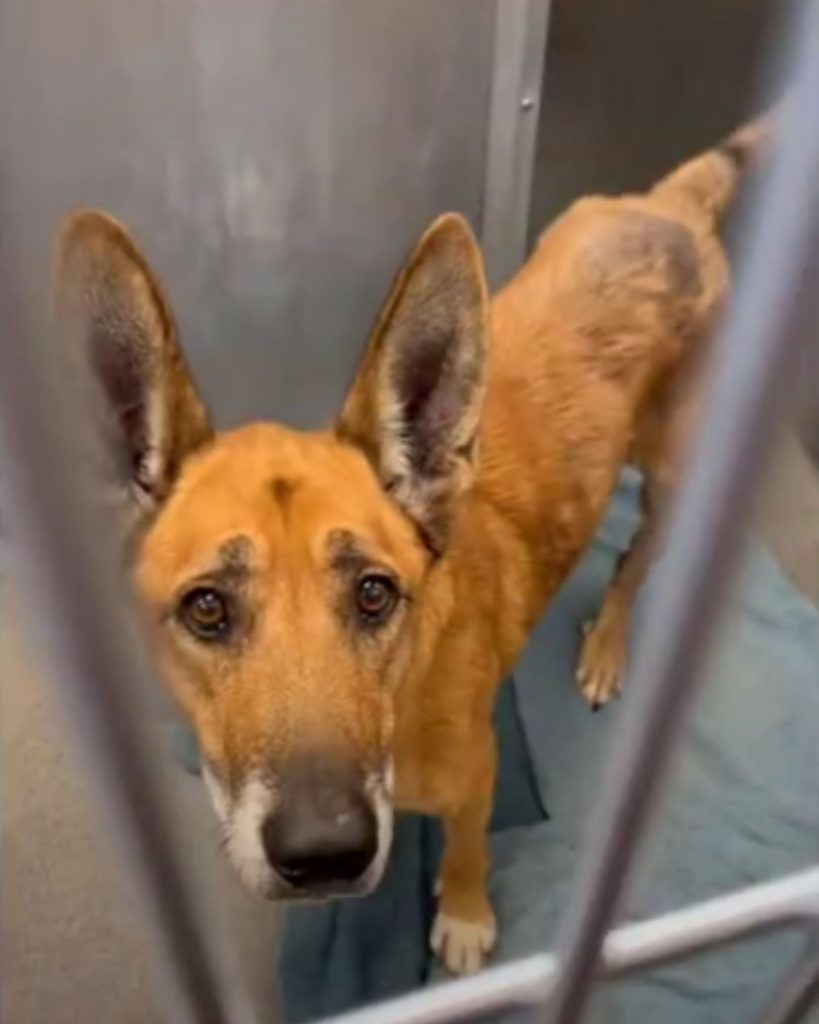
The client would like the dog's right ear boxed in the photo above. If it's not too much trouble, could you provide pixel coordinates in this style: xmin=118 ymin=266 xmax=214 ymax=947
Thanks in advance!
xmin=336 ymin=214 xmax=488 ymax=555
xmin=51 ymin=209 xmax=212 ymax=526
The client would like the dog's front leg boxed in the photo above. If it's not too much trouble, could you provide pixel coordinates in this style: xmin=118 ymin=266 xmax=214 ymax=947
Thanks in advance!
xmin=431 ymin=730 xmax=497 ymax=975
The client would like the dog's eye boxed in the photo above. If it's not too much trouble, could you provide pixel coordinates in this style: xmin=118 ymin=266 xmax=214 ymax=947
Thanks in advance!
xmin=356 ymin=574 xmax=398 ymax=624
xmin=179 ymin=587 xmax=231 ymax=641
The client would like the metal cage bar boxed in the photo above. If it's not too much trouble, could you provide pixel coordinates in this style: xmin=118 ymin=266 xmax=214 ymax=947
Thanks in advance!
xmin=542 ymin=7 xmax=819 ymax=1022
xmin=0 ymin=2 xmax=817 ymax=1024
xmin=0 ymin=226 xmax=260 ymax=1024
xmin=754 ymin=940 xmax=819 ymax=1024
xmin=320 ymin=869 xmax=819 ymax=1024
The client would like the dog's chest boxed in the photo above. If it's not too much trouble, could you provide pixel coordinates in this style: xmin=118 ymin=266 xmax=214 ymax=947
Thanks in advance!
xmin=391 ymin=707 xmax=473 ymax=817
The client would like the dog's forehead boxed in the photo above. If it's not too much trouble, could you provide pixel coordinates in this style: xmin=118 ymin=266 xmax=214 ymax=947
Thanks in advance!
xmin=137 ymin=423 xmax=424 ymax=589
xmin=178 ymin=423 xmax=374 ymax=508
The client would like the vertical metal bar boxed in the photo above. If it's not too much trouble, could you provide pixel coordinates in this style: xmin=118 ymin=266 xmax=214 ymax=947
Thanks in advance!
xmin=544 ymin=7 xmax=819 ymax=1024
xmin=753 ymin=941 xmax=819 ymax=1024
xmin=0 ymin=246 xmax=259 ymax=1023
xmin=481 ymin=0 xmax=552 ymax=290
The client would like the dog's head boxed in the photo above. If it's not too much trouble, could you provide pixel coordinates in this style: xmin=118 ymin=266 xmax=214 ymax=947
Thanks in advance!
xmin=51 ymin=209 xmax=488 ymax=900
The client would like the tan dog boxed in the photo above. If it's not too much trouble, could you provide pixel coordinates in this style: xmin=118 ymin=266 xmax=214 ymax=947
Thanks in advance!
xmin=51 ymin=111 xmax=771 ymax=975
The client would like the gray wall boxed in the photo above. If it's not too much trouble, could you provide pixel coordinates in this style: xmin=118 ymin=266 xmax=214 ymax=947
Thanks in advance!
xmin=527 ymin=0 xmax=818 ymax=451
xmin=529 ymin=0 xmax=779 ymax=239
xmin=0 ymin=0 xmax=495 ymax=429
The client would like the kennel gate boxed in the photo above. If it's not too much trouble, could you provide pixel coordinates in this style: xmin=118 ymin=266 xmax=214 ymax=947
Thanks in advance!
xmin=0 ymin=1 xmax=817 ymax=1022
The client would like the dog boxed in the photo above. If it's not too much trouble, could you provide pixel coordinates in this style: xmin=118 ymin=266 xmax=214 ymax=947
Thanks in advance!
xmin=51 ymin=110 xmax=772 ymax=975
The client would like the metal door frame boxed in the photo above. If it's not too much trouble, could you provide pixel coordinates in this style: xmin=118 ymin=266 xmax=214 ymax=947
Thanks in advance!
xmin=481 ymin=0 xmax=552 ymax=289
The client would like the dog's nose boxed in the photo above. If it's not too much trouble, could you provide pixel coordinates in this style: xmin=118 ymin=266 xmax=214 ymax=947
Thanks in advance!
xmin=261 ymin=789 xmax=377 ymax=890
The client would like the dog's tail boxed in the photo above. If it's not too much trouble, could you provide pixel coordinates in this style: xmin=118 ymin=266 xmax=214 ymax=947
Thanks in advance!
xmin=651 ymin=104 xmax=780 ymax=223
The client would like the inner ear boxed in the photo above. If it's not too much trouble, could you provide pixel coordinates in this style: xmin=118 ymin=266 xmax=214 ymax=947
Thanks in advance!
xmin=337 ymin=214 xmax=488 ymax=553
xmin=51 ymin=208 xmax=212 ymax=521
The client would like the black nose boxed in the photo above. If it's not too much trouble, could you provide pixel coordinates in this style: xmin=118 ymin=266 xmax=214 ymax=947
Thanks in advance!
xmin=261 ymin=787 xmax=377 ymax=890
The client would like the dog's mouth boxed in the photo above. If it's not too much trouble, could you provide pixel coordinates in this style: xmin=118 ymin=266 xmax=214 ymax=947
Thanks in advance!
xmin=270 ymin=859 xmax=387 ymax=903
xmin=205 ymin=763 xmax=394 ymax=902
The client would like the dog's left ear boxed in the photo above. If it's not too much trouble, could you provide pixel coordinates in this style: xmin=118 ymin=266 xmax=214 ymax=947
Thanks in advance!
xmin=337 ymin=214 xmax=488 ymax=554
xmin=51 ymin=209 xmax=213 ymax=530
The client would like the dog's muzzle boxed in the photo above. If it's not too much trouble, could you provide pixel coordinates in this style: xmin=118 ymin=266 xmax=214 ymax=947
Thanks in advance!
xmin=208 ymin=757 xmax=393 ymax=901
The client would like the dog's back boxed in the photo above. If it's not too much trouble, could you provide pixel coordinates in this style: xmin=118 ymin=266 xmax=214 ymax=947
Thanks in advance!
xmin=472 ymin=112 xmax=774 ymax=607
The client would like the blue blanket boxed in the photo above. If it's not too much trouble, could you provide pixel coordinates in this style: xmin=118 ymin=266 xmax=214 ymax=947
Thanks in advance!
xmin=492 ymin=475 xmax=819 ymax=1023
xmin=174 ymin=474 xmax=819 ymax=1022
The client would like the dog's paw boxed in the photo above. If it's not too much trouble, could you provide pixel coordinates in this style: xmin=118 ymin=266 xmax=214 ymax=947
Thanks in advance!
xmin=430 ymin=910 xmax=497 ymax=975
xmin=576 ymin=616 xmax=626 ymax=709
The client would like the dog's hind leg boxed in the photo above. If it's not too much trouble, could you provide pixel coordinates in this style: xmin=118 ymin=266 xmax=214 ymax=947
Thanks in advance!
xmin=431 ymin=729 xmax=497 ymax=975
xmin=576 ymin=475 xmax=663 ymax=709
xmin=576 ymin=370 xmax=696 ymax=708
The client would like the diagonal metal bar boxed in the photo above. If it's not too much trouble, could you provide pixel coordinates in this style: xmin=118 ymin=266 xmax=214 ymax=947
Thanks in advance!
xmin=0 ymin=225 xmax=260 ymax=1024
xmin=752 ymin=938 xmax=819 ymax=1024
xmin=319 ymin=867 xmax=819 ymax=1024
xmin=543 ymin=9 xmax=819 ymax=1024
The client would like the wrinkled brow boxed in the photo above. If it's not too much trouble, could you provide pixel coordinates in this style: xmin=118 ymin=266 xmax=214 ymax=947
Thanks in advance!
xmin=187 ymin=534 xmax=254 ymax=589
xmin=326 ymin=528 xmax=373 ymax=578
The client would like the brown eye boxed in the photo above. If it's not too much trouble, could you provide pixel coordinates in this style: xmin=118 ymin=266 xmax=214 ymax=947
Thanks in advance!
xmin=356 ymin=574 xmax=398 ymax=624
xmin=179 ymin=587 xmax=231 ymax=641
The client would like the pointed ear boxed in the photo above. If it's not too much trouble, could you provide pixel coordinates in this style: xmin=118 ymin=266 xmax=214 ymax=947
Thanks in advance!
xmin=337 ymin=214 xmax=488 ymax=554
xmin=51 ymin=209 xmax=212 ymax=524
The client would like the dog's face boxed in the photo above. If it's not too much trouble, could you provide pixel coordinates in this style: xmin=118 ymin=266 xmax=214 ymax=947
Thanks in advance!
xmin=136 ymin=426 xmax=430 ymax=898
xmin=51 ymin=208 xmax=488 ymax=900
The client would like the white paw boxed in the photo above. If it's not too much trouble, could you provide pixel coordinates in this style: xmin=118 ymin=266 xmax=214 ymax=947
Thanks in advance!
xmin=430 ymin=911 xmax=497 ymax=975
xmin=576 ymin=617 xmax=626 ymax=710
